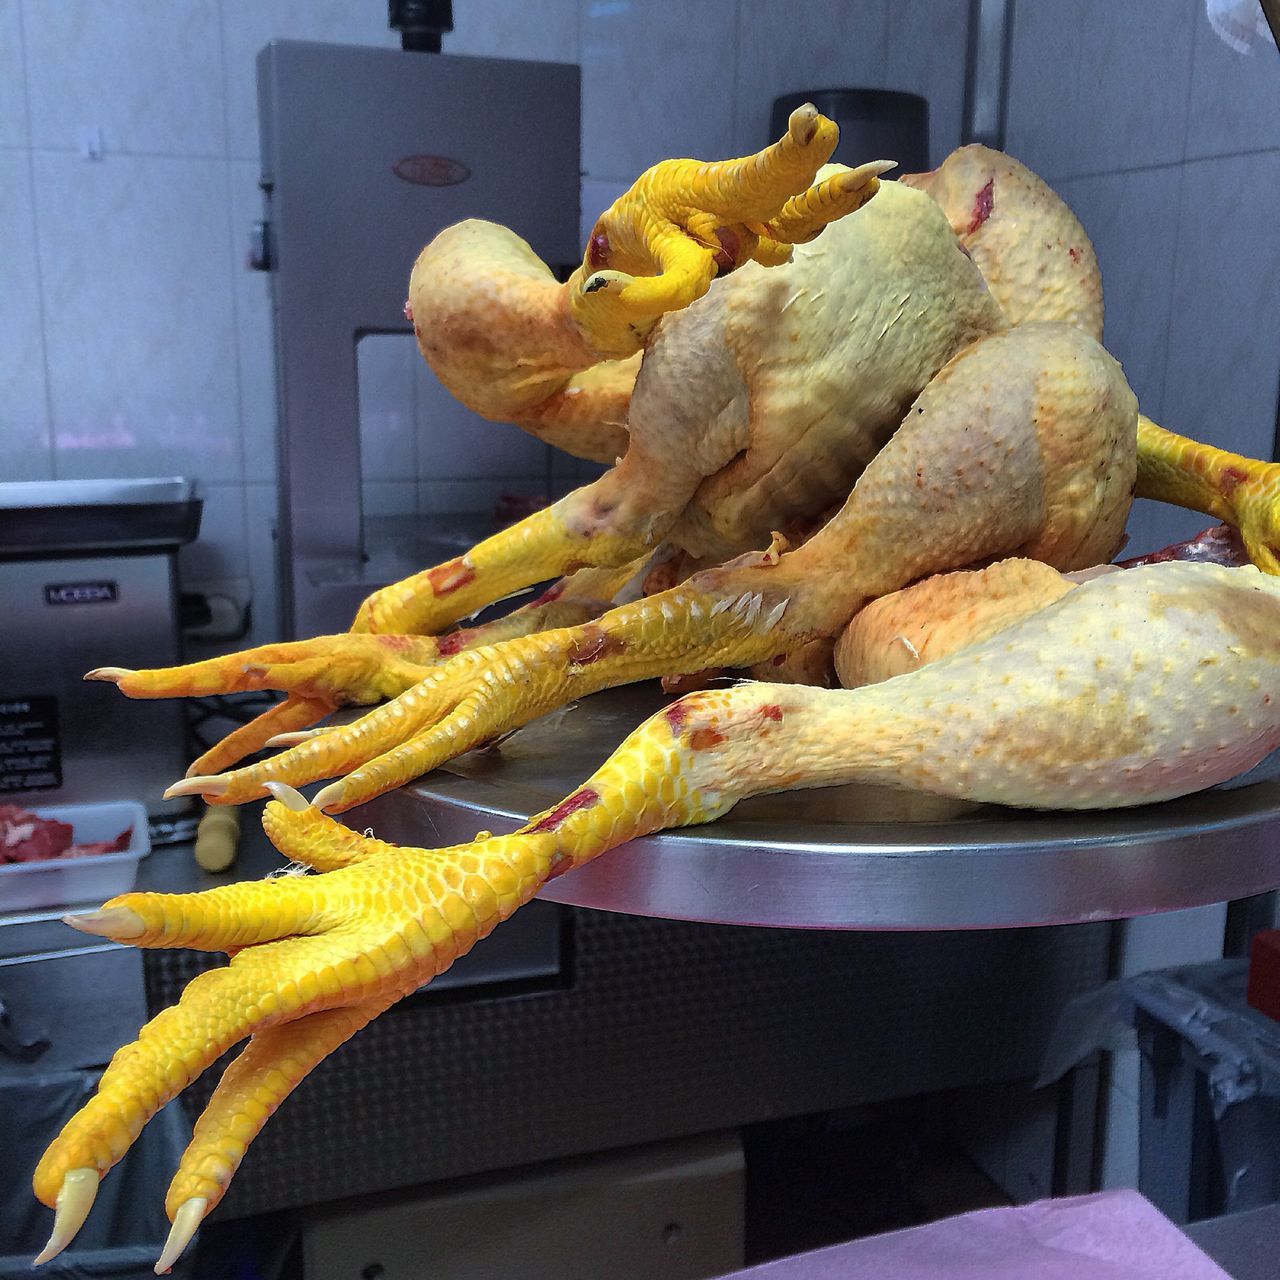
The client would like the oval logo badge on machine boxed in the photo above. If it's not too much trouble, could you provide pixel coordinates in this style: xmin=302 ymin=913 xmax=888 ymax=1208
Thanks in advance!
xmin=392 ymin=154 xmax=471 ymax=187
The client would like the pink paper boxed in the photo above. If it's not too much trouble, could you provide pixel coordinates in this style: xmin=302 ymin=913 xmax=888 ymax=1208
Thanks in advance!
xmin=730 ymin=1191 xmax=1230 ymax=1280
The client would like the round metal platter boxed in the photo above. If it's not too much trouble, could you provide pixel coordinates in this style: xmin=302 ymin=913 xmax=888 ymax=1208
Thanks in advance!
xmin=365 ymin=684 xmax=1280 ymax=931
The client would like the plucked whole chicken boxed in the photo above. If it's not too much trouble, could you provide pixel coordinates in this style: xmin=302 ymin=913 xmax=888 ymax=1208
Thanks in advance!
xmin=30 ymin=105 xmax=1280 ymax=1271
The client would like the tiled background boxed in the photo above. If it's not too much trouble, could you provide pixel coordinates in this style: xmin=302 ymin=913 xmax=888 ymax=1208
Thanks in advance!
xmin=2 ymin=0 xmax=1278 ymax=645
xmin=1007 ymin=0 xmax=1280 ymax=555
xmin=1 ymin=0 xmax=968 ymax=645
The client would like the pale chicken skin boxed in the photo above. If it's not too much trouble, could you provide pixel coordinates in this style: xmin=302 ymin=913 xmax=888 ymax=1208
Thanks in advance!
xmin=34 ymin=112 xmax=1280 ymax=1271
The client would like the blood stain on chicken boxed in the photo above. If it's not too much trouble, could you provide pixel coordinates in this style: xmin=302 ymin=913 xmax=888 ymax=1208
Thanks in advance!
xmin=436 ymin=631 xmax=467 ymax=657
xmin=533 ymin=581 xmax=566 ymax=606
xmin=527 ymin=787 xmax=600 ymax=833
xmin=713 ymin=227 xmax=740 ymax=273
xmin=665 ymin=702 xmax=691 ymax=733
xmin=567 ymin=625 xmax=625 ymax=666
xmin=968 ymin=178 xmax=995 ymax=234
xmin=587 ymin=229 xmax=611 ymax=269
xmin=427 ymin=559 xmax=477 ymax=597
xmin=1220 ymin=466 xmax=1248 ymax=496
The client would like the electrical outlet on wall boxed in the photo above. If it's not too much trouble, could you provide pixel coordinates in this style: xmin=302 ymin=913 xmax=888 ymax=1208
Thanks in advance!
xmin=182 ymin=576 xmax=253 ymax=642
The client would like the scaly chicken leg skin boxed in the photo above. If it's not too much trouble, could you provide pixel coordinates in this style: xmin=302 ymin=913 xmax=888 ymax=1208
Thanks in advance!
xmin=168 ymin=320 xmax=1136 ymax=810
xmin=36 ymin=558 xmax=1280 ymax=1271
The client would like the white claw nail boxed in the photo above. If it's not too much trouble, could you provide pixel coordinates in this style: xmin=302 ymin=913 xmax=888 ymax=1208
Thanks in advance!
xmin=154 ymin=1196 xmax=206 ymax=1274
xmin=64 ymin=906 xmax=146 ymax=941
xmin=311 ymin=782 xmax=344 ymax=812
xmin=33 ymin=1167 xmax=98 ymax=1265
xmin=264 ymin=728 xmax=328 ymax=747
xmin=163 ymin=776 xmax=228 ymax=800
xmin=84 ymin=666 xmax=135 ymax=684
xmin=264 ymin=781 xmax=309 ymax=812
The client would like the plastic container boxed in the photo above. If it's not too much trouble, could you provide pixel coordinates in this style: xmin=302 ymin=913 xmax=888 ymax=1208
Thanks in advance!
xmin=0 ymin=801 xmax=150 ymax=913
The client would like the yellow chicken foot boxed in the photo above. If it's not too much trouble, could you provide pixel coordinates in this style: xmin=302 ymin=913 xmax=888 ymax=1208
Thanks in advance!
xmin=169 ymin=562 xmax=806 ymax=811
xmin=34 ymin=791 xmax=557 ymax=1270
xmin=35 ymin=559 xmax=1280 ymax=1271
xmin=1136 ymin=415 xmax=1280 ymax=574
xmin=88 ymin=634 xmax=441 ymax=778
xmin=567 ymin=106 xmax=889 ymax=357
xmin=95 ymin=565 xmax=640 ymax=777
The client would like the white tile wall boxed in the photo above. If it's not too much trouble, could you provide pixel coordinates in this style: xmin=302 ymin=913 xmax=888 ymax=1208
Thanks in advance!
xmin=24 ymin=0 xmax=227 ymax=158
xmin=0 ymin=0 xmax=29 ymax=147
xmin=581 ymin=0 xmax=737 ymax=181
xmin=1162 ymin=150 xmax=1280 ymax=462
xmin=1185 ymin=8 xmax=1280 ymax=159
xmin=7 ymin=0 xmax=978 ymax=644
xmin=1009 ymin=0 xmax=1194 ymax=182
xmin=1005 ymin=0 xmax=1082 ymax=182
xmin=0 ymin=150 xmax=52 ymax=479
xmin=32 ymin=150 xmax=242 ymax=482
xmin=448 ymin=0 xmax=580 ymax=63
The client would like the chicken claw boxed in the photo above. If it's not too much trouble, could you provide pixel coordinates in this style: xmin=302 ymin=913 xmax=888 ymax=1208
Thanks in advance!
xmin=89 ymin=634 xmax=440 ymax=777
xmin=567 ymin=104 xmax=889 ymax=357
xmin=34 ymin=805 xmax=555 ymax=1270
xmin=92 ymin=571 xmax=630 ymax=779
xmin=170 ymin=564 xmax=803 ymax=812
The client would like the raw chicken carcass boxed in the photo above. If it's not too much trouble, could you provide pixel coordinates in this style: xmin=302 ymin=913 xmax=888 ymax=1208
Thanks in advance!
xmin=32 ymin=110 xmax=1280 ymax=1269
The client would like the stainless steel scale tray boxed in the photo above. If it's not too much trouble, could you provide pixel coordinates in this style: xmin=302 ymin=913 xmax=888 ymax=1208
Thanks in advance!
xmin=0 ymin=478 xmax=201 ymax=555
xmin=359 ymin=684 xmax=1280 ymax=931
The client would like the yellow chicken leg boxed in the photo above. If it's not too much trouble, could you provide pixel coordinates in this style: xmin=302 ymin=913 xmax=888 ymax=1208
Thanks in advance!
xmin=1136 ymin=415 xmax=1280 ymax=574
xmin=35 ymin=558 xmax=1280 ymax=1272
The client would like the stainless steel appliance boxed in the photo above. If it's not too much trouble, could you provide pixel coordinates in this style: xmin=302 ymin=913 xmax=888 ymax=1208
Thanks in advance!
xmin=254 ymin=40 xmax=581 ymax=637
xmin=0 ymin=478 xmax=199 ymax=815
